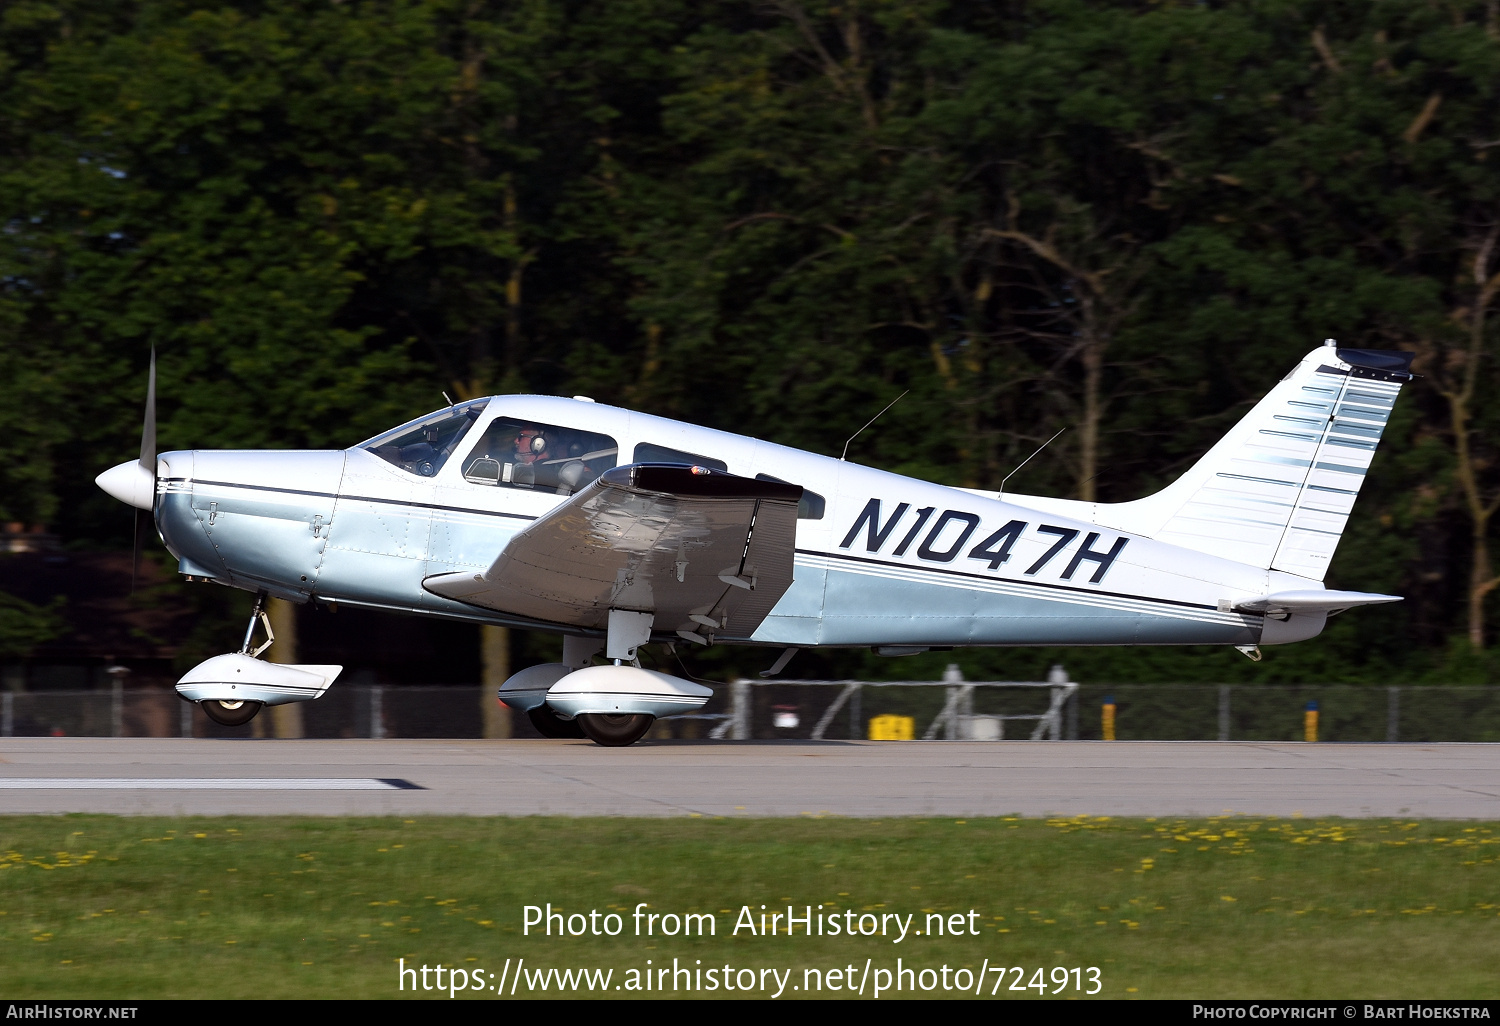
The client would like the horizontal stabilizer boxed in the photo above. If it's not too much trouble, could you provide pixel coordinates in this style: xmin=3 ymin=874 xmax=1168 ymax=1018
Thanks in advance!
xmin=1233 ymin=589 xmax=1401 ymax=619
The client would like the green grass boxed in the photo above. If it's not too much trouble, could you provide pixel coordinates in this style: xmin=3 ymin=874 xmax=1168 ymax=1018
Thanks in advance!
xmin=1 ymin=814 xmax=1496 ymax=999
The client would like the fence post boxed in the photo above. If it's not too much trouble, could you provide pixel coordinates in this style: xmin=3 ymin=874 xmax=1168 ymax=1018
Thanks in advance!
xmin=731 ymin=679 xmax=751 ymax=740
xmin=181 ymin=698 xmax=193 ymax=739
xmin=111 ymin=680 xmax=123 ymax=739
xmin=1048 ymin=665 xmax=1076 ymax=740
xmin=943 ymin=664 xmax=964 ymax=740
xmin=1387 ymin=686 xmax=1399 ymax=743
xmin=1218 ymin=685 xmax=1231 ymax=742
xmin=849 ymin=683 xmax=862 ymax=740
xmin=2 ymin=691 xmax=11 ymax=738
xmin=371 ymin=685 xmax=385 ymax=739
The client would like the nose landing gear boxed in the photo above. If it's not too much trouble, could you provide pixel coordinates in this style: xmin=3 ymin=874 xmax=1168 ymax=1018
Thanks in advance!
xmin=175 ymin=591 xmax=342 ymax=728
xmin=201 ymin=698 xmax=264 ymax=727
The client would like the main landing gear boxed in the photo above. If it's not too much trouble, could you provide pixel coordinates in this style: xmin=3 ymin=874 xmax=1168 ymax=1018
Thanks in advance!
xmin=575 ymin=713 xmax=655 ymax=747
xmin=526 ymin=706 xmax=655 ymax=746
xmin=527 ymin=705 xmax=586 ymax=739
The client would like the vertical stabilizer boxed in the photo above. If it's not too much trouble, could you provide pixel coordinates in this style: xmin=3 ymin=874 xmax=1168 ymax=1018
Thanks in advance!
xmin=1091 ymin=345 xmax=1412 ymax=578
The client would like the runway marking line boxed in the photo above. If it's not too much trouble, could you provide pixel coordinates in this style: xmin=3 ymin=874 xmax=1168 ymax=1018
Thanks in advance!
xmin=0 ymin=778 xmax=425 ymax=790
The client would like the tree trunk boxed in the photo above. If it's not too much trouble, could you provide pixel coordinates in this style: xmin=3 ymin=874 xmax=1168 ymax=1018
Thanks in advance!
xmin=1078 ymin=315 xmax=1103 ymax=503
xmin=266 ymin=597 xmax=304 ymax=739
xmin=1445 ymin=226 xmax=1500 ymax=648
xmin=481 ymin=624 xmax=511 ymax=739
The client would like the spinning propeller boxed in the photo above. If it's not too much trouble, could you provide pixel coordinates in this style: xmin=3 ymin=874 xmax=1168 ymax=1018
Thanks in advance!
xmin=95 ymin=349 xmax=160 ymax=591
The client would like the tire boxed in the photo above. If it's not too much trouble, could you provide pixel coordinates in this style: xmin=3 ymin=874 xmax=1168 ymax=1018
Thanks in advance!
xmin=577 ymin=713 xmax=655 ymax=747
xmin=528 ymin=705 xmax=586 ymax=739
xmin=201 ymin=699 xmax=263 ymax=727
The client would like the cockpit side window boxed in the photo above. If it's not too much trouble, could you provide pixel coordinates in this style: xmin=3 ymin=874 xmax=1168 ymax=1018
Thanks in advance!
xmin=361 ymin=400 xmax=490 ymax=478
xmin=461 ymin=418 xmax=618 ymax=496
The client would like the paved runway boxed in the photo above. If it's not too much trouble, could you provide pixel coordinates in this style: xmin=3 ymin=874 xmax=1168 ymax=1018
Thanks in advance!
xmin=2 ymin=738 xmax=1499 ymax=818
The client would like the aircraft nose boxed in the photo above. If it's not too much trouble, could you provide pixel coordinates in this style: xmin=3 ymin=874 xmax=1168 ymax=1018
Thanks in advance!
xmin=96 ymin=459 xmax=155 ymax=510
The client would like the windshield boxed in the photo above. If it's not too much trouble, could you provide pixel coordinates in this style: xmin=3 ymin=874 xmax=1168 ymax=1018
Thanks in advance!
xmin=361 ymin=399 xmax=490 ymax=477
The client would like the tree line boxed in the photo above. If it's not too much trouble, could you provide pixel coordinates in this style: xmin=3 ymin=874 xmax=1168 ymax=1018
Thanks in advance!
xmin=2 ymin=0 xmax=1498 ymax=683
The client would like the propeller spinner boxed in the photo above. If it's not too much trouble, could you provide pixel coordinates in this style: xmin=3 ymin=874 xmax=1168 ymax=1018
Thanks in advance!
xmin=94 ymin=349 xmax=160 ymax=589
xmin=96 ymin=350 xmax=158 ymax=510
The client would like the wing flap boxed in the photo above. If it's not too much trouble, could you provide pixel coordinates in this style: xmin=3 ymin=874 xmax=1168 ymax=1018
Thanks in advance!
xmin=423 ymin=464 xmax=802 ymax=638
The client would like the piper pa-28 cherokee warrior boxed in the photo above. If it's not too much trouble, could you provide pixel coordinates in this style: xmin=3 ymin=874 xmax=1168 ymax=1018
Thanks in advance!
xmin=97 ymin=340 xmax=1409 ymax=746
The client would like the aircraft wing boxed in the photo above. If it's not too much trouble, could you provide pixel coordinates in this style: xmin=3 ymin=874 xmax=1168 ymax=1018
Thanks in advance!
xmin=423 ymin=464 xmax=802 ymax=639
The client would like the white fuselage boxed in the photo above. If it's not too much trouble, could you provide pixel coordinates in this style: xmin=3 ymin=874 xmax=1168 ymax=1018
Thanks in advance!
xmin=155 ymin=395 xmax=1314 ymax=649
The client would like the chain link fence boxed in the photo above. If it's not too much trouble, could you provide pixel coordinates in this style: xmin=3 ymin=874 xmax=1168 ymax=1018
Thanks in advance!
xmin=3 ymin=679 xmax=1499 ymax=742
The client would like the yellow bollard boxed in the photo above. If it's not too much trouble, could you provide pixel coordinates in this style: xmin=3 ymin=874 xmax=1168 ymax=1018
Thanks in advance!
xmin=1304 ymin=701 xmax=1319 ymax=743
xmin=1102 ymin=697 xmax=1116 ymax=741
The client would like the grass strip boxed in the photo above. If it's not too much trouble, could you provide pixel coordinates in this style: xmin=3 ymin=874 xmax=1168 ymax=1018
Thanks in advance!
xmin=0 ymin=814 xmax=1496 ymax=999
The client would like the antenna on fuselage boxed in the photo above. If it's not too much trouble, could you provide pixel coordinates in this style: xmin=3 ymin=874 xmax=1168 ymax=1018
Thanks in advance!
xmin=840 ymin=390 xmax=909 ymax=462
xmin=441 ymin=391 xmax=456 ymax=407
xmin=998 ymin=427 xmax=1066 ymax=502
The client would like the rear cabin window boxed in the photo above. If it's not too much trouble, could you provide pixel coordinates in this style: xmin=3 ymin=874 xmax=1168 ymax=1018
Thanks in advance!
xmin=461 ymin=418 xmax=618 ymax=496
xmin=757 ymin=473 xmax=826 ymax=520
xmin=632 ymin=442 xmax=728 ymax=471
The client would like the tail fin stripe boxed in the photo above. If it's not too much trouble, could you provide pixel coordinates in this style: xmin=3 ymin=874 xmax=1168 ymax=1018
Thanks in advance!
xmin=1217 ymin=472 xmax=1299 ymax=487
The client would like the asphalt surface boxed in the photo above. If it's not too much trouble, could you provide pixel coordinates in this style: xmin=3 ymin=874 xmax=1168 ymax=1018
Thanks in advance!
xmin=2 ymin=738 xmax=1498 ymax=818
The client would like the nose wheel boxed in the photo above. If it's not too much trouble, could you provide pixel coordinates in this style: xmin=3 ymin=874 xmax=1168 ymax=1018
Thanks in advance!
xmin=196 ymin=591 xmax=274 ymax=727
xmin=200 ymin=699 xmax=263 ymax=726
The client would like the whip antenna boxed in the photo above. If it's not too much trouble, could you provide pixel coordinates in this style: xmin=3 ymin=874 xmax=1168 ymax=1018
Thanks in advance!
xmin=840 ymin=390 xmax=909 ymax=462
xmin=998 ymin=427 xmax=1066 ymax=501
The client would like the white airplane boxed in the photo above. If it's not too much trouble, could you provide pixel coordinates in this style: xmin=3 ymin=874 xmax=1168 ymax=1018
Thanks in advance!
xmin=96 ymin=341 xmax=1408 ymax=745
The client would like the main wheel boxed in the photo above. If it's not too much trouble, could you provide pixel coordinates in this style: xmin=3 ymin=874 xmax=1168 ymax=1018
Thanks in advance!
xmin=201 ymin=699 xmax=263 ymax=727
xmin=528 ymin=704 xmax=586 ymax=739
xmin=577 ymin=713 xmax=655 ymax=747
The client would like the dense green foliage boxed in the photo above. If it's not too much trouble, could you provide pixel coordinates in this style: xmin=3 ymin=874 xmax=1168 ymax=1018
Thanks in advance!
xmin=3 ymin=1 xmax=1499 ymax=682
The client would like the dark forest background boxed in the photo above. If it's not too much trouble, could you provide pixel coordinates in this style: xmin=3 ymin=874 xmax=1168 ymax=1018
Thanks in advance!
xmin=3 ymin=0 xmax=1500 ymax=686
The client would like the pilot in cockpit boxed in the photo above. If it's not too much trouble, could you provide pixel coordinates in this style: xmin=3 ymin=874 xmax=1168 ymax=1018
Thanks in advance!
xmin=509 ymin=424 xmax=589 ymax=493
xmin=513 ymin=425 xmax=551 ymax=465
